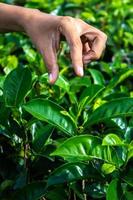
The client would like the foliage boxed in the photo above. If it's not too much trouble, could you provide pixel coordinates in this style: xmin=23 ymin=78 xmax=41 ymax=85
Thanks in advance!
xmin=0 ymin=0 xmax=133 ymax=199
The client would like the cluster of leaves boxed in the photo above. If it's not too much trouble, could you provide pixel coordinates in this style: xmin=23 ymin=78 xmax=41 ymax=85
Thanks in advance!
xmin=0 ymin=0 xmax=133 ymax=199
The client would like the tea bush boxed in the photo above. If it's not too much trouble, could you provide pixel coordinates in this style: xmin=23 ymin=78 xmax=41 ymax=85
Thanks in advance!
xmin=0 ymin=0 xmax=133 ymax=199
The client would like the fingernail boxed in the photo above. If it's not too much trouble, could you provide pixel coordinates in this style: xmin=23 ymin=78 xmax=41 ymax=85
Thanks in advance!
xmin=78 ymin=67 xmax=84 ymax=76
xmin=49 ymin=73 xmax=53 ymax=83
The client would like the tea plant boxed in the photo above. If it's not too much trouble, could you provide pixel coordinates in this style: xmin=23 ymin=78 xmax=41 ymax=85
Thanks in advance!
xmin=0 ymin=0 xmax=133 ymax=199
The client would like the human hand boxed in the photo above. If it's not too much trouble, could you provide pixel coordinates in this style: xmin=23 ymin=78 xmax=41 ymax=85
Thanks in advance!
xmin=23 ymin=11 xmax=107 ymax=84
xmin=22 ymin=11 xmax=107 ymax=84
xmin=0 ymin=4 xmax=107 ymax=84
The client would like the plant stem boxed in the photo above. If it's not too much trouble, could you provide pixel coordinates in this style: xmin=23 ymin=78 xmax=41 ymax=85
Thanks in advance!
xmin=82 ymin=180 xmax=87 ymax=200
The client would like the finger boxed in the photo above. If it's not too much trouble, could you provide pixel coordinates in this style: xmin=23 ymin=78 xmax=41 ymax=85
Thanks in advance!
xmin=45 ymin=50 xmax=59 ymax=84
xmin=59 ymin=17 xmax=84 ymax=76
xmin=83 ymin=42 xmax=90 ymax=54
xmin=40 ymin=41 xmax=59 ymax=84
xmin=83 ymin=59 xmax=91 ymax=65
xmin=83 ymin=34 xmax=107 ymax=61
xmin=82 ymin=42 xmax=91 ymax=64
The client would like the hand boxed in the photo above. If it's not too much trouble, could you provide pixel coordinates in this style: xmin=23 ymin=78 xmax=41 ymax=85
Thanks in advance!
xmin=24 ymin=12 xmax=107 ymax=84
xmin=0 ymin=4 xmax=107 ymax=84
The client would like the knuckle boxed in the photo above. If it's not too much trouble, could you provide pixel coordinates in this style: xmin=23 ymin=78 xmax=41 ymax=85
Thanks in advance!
xmin=45 ymin=60 xmax=53 ymax=69
xmin=44 ymin=57 xmax=55 ymax=68
xmin=60 ymin=16 xmax=74 ymax=26
xmin=63 ymin=16 xmax=74 ymax=22
xmin=70 ymin=38 xmax=81 ymax=48
xmin=99 ymin=31 xmax=108 ymax=42
xmin=46 ymin=63 xmax=57 ymax=73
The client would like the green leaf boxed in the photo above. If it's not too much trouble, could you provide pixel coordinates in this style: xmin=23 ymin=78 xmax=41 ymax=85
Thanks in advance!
xmin=106 ymin=179 xmax=123 ymax=200
xmin=92 ymin=145 xmax=127 ymax=167
xmin=70 ymin=182 xmax=84 ymax=200
xmin=127 ymin=142 xmax=133 ymax=161
xmin=0 ymin=97 xmax=10 ymax=126
xmin=40 ymin=73 xmax=70 ymax=92
xmin=112 ymin=117 xmax=127 ymax=131
xmin=101 ymin=163 xmax=116 ymax=174
xmin=79 ymin=84 xmax=104 ymax=111
xmin=102 ymin=134 xmax=123 ymax=146
xmin=3 ymin=67 xmax=32 ymax=107
xmin=125 ymin=191 xmax=133 ymax=200
xmin=51 ymin=135 xmax=127 ymax=167
xmin=70 ymin=76 xmax=91 ymax=92
xmin=14 ymin=181 xmax=46 ymax=200
xmin=124 ymin=127 xmax=133 ymax=143
xmin=51 ymin=135 xmax=101 ymax=162
xmin=55 ymin=75 xmax=70 ymax=92
xmin=85 ymin=183 xmax=107 ymax=199
xmin=105 ymin=68 xmax=133 ymax=93
xmin=32 ymin=124 xmax=53 ymax=153
xmin=1 ymin=55 xmax=18 ymax=75
xmin=80 ymin=85 xmax=104 ymax=102
xmin=45 ymin=186 xmax=68 ymax=200
xmin=86 ymin=98 xmax=133 ymax=126
xmin=88 ymin=69 xmax=105 ymax=85
xmin=13 ymin=170 xmax=27 ymax=189
xmin=0 ymin=180 xmax=13 ymax=193
xmin=47 ymin=162 xmax=101 ymax=187
xmin=23 ymin=98 xmax=76 ymax=136
xmin=23 ymin=45 xmax=37 ymax=63
xmin=122 ymin=167 xmax=133 ymax=187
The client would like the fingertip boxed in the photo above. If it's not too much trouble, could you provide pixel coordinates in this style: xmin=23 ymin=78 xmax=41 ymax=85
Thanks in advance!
xmin=48 ymin=73 xmax=55 ymax=85
xmin=49 ymin=73 xmax=53 ymax=84
xmin=49 ymin=71 xmax=58 ymax=85
xmin=76 ymin=67 xmax=84 ymax=77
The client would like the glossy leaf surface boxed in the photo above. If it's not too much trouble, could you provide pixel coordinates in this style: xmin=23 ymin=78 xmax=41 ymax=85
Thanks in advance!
xmin=51 ymin=135 xmax=101 ymax=161
xmin=102 ymin=134 xmax=123 ymax=146
xmin=32 ymin=124 xmax=53 ymax=152
xmin=47 ymin=162 xmax=101 ymax=187
xmin=86 ymin=98 xmax=133 ymax=126
xmin=23 ymin=98 xmax=76 ymax=136
xmin=88 ymin=69 xmax=105 ymax=85
xmin=51 ymin=135 xmax=127 ymax=166
xmin=106 ymin=179 xmax=123 ymax=200
xmin=3 ymin=67 xmax=32 ymax=107
xmin=79 ymin=84 xmax=104 ymax=111
xmin=101 ymin=163 xmax=116 ymax=174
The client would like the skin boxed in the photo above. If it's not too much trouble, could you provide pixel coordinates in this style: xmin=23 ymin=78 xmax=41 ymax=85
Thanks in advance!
xmin=0 ymin=3 xmax=107 ymax=84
